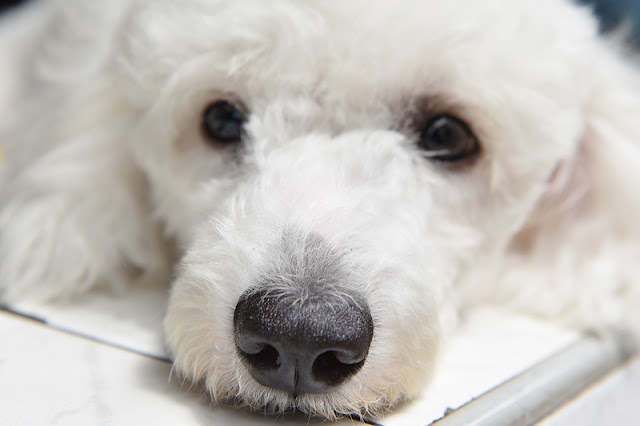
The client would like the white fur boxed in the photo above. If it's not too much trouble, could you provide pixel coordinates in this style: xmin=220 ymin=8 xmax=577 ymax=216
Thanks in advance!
xmin=1 ymin=0 xmax=639 ymax=419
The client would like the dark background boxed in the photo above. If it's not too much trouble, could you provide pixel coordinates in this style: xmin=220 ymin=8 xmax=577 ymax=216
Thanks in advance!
xmin=579 ymin=0 xmax=640 ymax=46
xmin=0 ymin=0 xmax=22 ymax=13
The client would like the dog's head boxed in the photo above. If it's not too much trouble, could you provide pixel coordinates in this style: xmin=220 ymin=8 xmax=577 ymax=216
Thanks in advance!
xmin=63 ymin=0 xmax=640 ymax=418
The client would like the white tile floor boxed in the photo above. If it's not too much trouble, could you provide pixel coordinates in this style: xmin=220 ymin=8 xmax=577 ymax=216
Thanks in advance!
xmin=0 ymin=286 xmax=635 ymax=426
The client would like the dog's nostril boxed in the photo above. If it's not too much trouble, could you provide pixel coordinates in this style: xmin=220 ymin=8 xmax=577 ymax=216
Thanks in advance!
xmin=233 ymin=287 xmax=374 ymax=395
xmin=312 ymin=350 xmax=366 ymax=387
xmin=239 ymin=343 xmax=281 ymax=371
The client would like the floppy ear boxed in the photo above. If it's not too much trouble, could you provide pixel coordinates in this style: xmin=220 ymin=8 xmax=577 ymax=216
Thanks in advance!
xmin=504 ymin=49 xmax=640 ymax=329
xmin=0 ymin=1 xmax=170 ymax=302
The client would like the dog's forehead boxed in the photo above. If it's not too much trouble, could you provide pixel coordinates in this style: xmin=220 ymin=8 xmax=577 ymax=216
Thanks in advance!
xmin=122 ymin=0 xmax=598 ymax=100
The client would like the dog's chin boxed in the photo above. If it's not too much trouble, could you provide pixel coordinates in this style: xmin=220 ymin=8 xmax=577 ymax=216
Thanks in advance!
xmin=165 ymin=306 xmax=417 ymax=419
xmin=219 ymin=382 xmax=403 ymax=420
xmin=182 ymin=355 xmax=414 ymax=420
xmin=164 ymin=273 xmax=436 ymax=420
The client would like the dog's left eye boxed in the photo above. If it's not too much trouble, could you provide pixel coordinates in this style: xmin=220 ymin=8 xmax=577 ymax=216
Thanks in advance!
xmin=202 ymin=100 xmax=247 ymax=144
xmin=418 ymin=115 xmax=479 ymax=162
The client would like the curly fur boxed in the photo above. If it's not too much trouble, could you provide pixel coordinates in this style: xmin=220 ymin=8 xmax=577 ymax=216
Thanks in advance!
xmin=1 ymin=0 xmax=639 ymax=419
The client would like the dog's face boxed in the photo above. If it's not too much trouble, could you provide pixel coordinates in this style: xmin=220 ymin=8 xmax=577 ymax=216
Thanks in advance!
xmin=119 ymin=0 xmax=599 ymax=417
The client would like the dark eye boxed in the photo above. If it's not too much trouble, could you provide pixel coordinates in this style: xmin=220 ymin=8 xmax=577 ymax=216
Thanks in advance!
xmin=418 ymin=115 xmax=479 ymax=162
xmin=202 ymin=100 xmax=247 ymax=144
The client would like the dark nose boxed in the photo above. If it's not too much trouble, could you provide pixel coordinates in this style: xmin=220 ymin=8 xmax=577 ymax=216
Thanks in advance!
xmin=233 ymin=288 xmax=374 ymax=396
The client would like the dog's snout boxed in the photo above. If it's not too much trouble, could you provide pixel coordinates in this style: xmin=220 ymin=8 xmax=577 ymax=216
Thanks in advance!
xmin=233 ymin=288 xmax=374 ymax=395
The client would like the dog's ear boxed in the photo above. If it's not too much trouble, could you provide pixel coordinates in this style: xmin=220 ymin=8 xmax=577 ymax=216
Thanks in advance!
xmin=578 ymin=80 xmax=640 ymax=235
xmin=0 ymin=1 xmax=170 ymax=302
xmin=506 ymin=49 xmax=640 ymax=326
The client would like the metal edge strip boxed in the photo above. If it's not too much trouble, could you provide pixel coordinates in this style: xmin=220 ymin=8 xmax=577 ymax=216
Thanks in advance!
xmin=431 ymin=333 xmax=636 ymax=426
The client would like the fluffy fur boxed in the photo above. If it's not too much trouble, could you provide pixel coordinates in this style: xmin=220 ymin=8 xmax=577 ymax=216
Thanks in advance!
xmin=1 ymin=0 xmax=639 ymax=419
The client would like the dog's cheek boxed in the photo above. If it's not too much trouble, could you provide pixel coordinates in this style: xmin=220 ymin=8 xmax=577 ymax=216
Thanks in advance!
xmin=164 ymin=276 xmax=228 ymax=386
xmin=351 ymin=266 xmax=445 ymax=404
xmin=163 ymin=245 xmax=238 ymax=387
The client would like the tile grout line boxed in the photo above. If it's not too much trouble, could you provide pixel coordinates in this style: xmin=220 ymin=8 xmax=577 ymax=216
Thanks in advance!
xmin=0 ymin=305 xmax=172 ymax=363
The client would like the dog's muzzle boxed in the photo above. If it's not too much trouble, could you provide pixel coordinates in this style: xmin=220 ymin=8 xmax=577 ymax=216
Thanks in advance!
xmin=233 ymin=287 xmax=374 ymax=396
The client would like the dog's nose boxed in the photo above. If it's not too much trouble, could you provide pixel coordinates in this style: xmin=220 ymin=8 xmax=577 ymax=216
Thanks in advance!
xmin=233 ymin=288 xmax=374 ymax=395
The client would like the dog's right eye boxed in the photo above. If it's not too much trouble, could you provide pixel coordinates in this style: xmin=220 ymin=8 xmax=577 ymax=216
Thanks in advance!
xmin=417 ymin=115 xmax=479 ymax=162
xmin=202 ymin=100 xmax=247 ymax=145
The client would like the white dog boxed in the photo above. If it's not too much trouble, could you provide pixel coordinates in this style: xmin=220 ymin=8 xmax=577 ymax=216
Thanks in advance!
xmin=1 ymin=0 xmax=639 ymax=420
